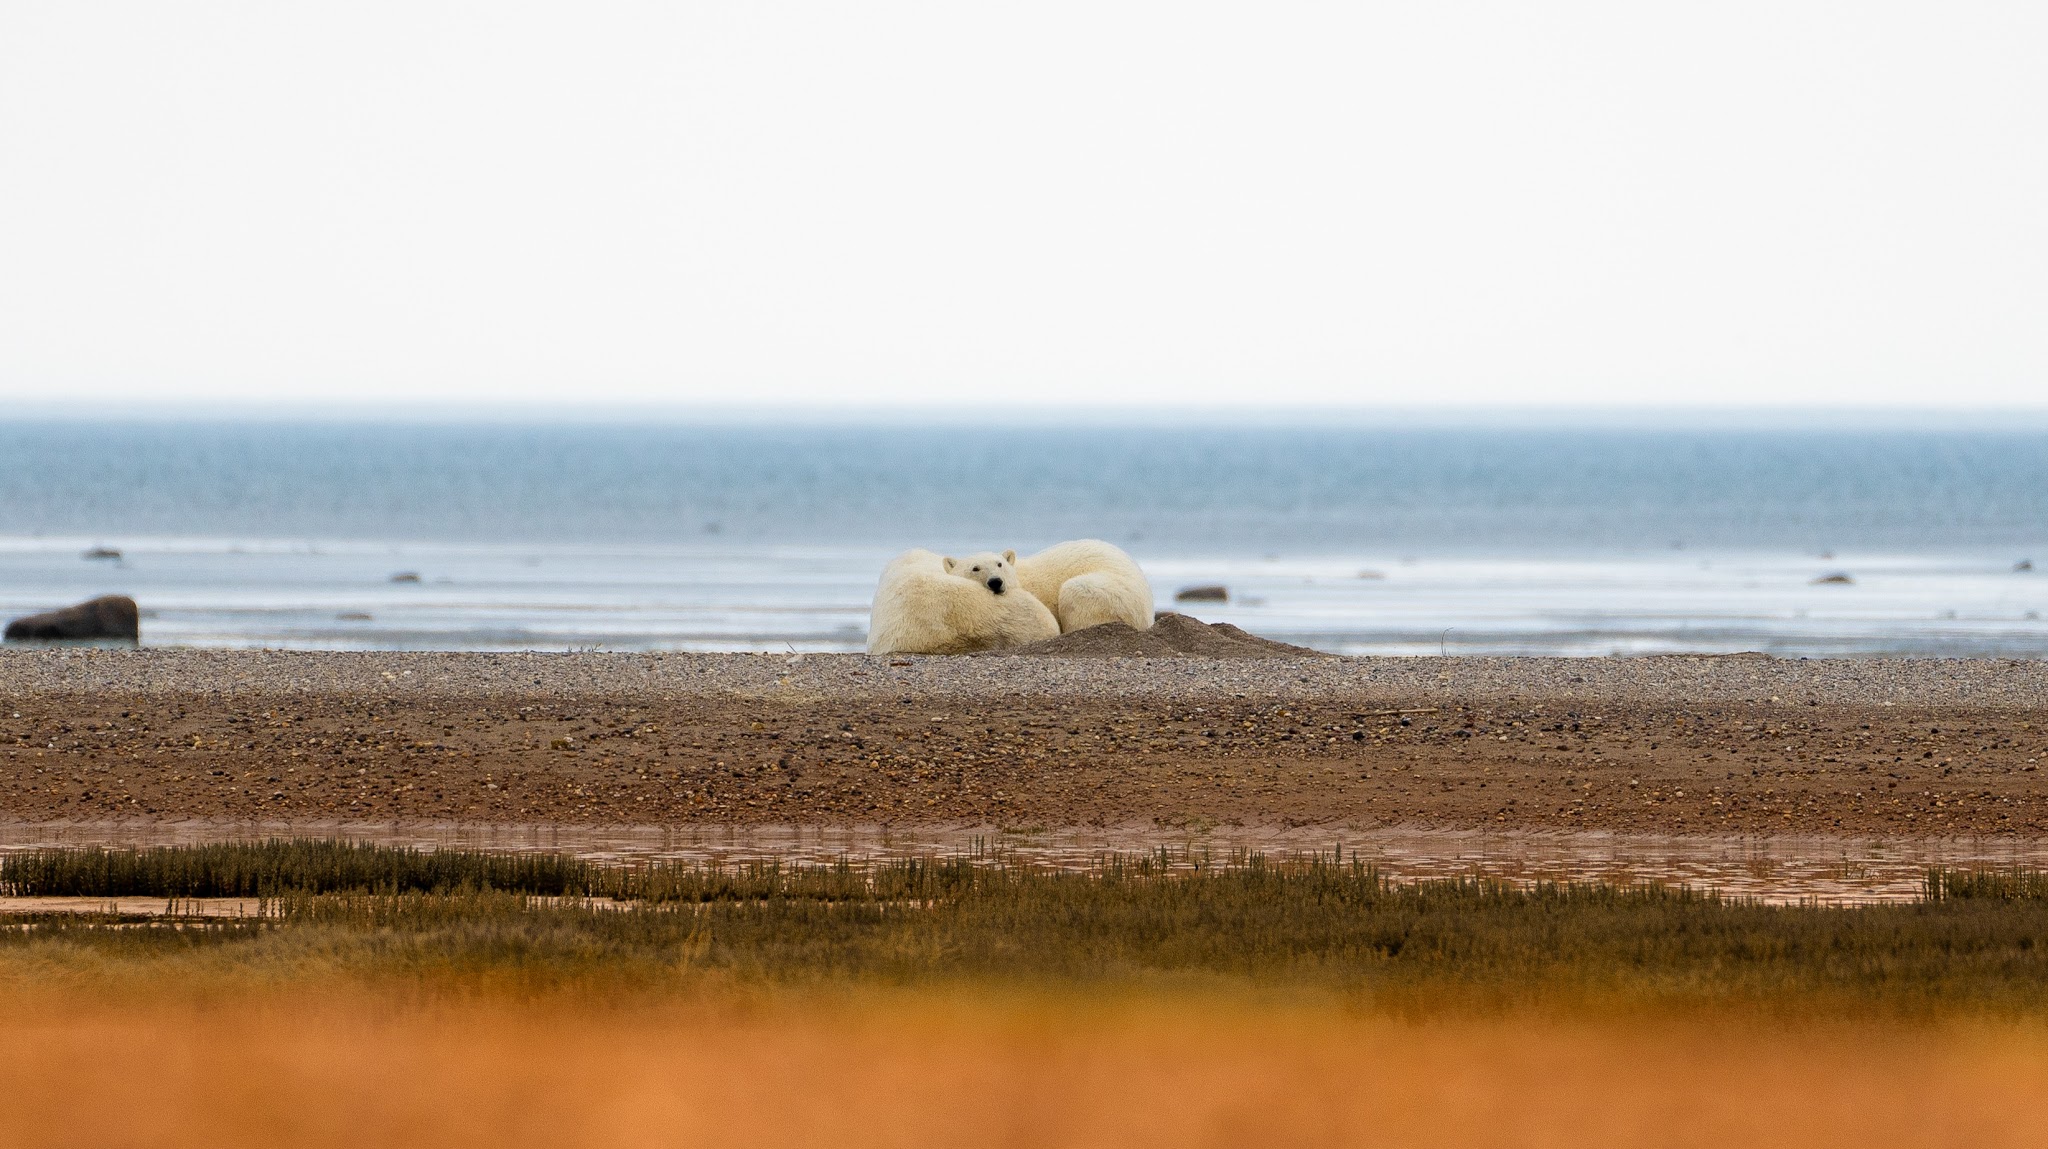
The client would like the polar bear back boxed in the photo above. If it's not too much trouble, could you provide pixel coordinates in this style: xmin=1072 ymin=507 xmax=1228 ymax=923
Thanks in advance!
xmin=867 ymin=549 xmax=1060 ymax=655
xmin=1016 ymin=539 xmax=1155 ymax=634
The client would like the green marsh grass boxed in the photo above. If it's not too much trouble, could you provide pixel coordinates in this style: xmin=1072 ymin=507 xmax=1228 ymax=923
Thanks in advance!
xmin=7 ymin=842 xmax=2048 ymax=1013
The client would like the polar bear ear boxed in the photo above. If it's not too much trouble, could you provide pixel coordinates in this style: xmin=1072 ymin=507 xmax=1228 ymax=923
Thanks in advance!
xmin=942 ymin=556 xmax=958 ymax=573
xmin=1003 ymin=550 xmax=1017 ymax=565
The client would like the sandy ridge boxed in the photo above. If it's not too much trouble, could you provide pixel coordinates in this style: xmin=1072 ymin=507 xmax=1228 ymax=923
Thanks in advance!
xmin=2 ymin=650 xmax=2046 ymax=836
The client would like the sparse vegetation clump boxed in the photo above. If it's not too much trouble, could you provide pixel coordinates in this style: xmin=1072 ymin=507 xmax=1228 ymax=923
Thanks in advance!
xmin=0 ymin=840 xmax=600 ymax=898
xmin=7 ymin=842 xmax=2048 ymax=1013
xmin=1925 ymin=866 xmax=2048 ymax=901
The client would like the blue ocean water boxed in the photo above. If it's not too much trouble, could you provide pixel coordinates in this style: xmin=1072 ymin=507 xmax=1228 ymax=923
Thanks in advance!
xmin=1 ymin=418 xmax=2044 ymax=656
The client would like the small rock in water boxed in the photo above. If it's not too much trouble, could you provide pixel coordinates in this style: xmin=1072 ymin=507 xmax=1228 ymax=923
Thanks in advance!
xmin=336 ymin=612 xmax=374 ymax=622
xmin=1356 ymin=570 xmax=1386 ymax=580
xmin=389 ymin=572 xmax=422 ymax=584
xmin=81 ymin=546 xmax=122 ymax=561
xmin=2018 ymin=559 xmax=2035 ymax=572
xmin=1175 ymin=584 xmax=1230 ymax=603
xmin=1810 ymin=573 xmax=1855 ymax=586
xmin=4 ymin=595 xmax=141 ymax=643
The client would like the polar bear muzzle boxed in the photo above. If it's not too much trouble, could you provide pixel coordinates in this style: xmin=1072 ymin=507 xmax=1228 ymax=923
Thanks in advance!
xmin=943 ymin=553 xmax=1011 ymax=595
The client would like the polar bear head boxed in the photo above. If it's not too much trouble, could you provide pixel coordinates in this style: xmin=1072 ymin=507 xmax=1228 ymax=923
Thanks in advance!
xmin=942 ymin=550 xmax=1019 ymax=595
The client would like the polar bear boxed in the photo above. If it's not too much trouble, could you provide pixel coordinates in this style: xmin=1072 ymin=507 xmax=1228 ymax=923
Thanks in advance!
xmin=1016 ymin=539 xmax=1155 ymax=633
xmin=866 ymin=548 xmax=1060 ymax=655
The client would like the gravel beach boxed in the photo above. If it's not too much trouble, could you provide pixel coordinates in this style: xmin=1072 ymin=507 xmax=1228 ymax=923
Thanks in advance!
xmin=2 ymin=649 xmax=2044 ymax=834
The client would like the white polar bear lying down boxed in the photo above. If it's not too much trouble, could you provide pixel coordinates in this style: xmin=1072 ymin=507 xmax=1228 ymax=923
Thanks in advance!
xmin=866 ymin=548 xmax=1060 ymax=655
xmin=1016 ymin=539 xmax=1154 ymax=634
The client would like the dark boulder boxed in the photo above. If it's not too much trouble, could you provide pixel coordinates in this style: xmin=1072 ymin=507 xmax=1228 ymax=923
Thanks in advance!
xmin=1174 ymin=584 xmax=1230 ymax=603
xmin=1810 ymin=573 xmax=1855 ymax=586
xmin=4 ymin=595 xmax=141 ymax=643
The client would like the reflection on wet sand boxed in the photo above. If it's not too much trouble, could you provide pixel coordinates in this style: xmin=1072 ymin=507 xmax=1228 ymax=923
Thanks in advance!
xmin=0 ymin=895 xmax=266 ymax=918
xmin=8 ymin=820 xmax=2047 ymax=904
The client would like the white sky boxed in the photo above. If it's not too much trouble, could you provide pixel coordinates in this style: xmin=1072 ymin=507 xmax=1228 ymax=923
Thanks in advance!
xmin=1 ymin=2 xmax=2044 ymax=411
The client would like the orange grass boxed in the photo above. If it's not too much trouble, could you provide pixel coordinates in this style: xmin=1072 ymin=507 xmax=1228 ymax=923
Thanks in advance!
xmin=2 ymin=989 xmax=2046 ymax=1149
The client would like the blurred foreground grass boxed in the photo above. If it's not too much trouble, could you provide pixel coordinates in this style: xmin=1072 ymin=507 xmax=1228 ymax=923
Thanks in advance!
xmin=7 ymin=841 xmax=2048 ymax=1014
xmin=11 ymin=843 xmax=2048 ymax=1147
xmin=7 ymin=993 xmax=2047 ymax=1149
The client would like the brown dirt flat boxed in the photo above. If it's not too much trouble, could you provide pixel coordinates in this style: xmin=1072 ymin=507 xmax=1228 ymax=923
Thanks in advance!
xmin=1 ymin=650 xmax=2045 ymax=835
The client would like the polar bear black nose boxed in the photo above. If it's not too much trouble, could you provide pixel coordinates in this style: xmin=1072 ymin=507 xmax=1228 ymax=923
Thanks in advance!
xmin=986 ymin=577 xmax=1005 ymax=594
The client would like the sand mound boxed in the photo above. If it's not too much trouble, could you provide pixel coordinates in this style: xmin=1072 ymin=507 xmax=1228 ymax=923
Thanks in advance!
xmin=987 ymin=612 xmax=1325 ymax=658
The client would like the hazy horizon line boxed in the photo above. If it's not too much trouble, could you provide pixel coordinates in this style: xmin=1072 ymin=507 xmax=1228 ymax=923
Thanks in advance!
xmin=6 ymin=399 xmax=2048 ymax=431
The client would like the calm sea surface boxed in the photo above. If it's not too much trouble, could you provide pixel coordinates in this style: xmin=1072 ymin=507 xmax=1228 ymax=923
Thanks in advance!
xmin=1 ymin=419 xmax=2043 ymax=656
